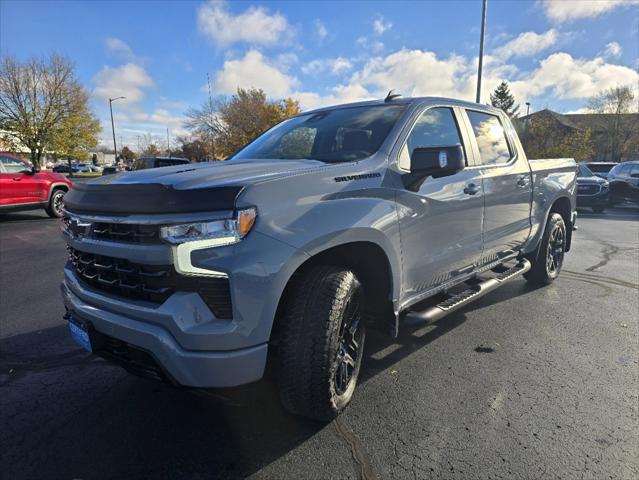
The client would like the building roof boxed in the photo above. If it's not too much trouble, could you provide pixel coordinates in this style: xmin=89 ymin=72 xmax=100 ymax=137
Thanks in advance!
xmin=519 ymin=109 xmax=639 ymax=131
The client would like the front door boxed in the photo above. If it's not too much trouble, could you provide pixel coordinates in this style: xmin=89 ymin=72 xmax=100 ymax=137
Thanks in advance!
xmin=0 ymin=154 xmax=44 ymax=205
xmin=395 ymin=106 xmax=484 ymax=300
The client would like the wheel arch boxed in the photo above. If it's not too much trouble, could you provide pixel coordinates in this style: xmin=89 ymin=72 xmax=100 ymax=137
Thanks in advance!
xmin=271 ymin=239 xmax=398 ymax=347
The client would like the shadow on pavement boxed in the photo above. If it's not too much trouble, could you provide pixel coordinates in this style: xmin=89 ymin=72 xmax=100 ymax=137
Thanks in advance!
xmin=1 ymin=278 xmax=546 ymax=479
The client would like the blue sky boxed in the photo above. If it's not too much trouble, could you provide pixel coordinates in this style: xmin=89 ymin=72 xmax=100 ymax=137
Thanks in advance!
xmin=2 ymin=0 xmax=638 ymax=148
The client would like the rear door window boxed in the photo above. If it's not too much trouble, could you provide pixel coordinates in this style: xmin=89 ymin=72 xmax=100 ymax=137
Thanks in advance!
xmin=466 ymin=111 xmax=512 ymax=166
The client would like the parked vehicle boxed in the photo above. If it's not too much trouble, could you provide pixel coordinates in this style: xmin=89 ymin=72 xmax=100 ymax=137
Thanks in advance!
xmin=585 ymin=161 xmax=617 ymax=179
xmin=101 ymin=165 xmax=119 ymax=176
xmin=52 ymin=164 xmax=79 ymax=173
xmin=0 ymin=152 xmax=72 ymax=217
xmin=607 ymin=161 xmax=639 ymax=205
xmin=75 ymin=163 xmax=92 ymax=173
xmin=576 ymin=164 xmax=609 ymax=213
xmin=61 ymin=97 xmax=577 ymax=420
xmin=130 ymin=156 xmax=190 ymax=171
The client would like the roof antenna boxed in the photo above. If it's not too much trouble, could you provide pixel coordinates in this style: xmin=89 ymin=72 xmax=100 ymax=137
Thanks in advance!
xmin=385 ymin=89 xmax=402 ymax=102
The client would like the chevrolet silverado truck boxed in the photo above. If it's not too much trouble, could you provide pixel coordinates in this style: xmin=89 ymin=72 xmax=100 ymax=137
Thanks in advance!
xmin=60 ymin=96 xmax=577 ymax=421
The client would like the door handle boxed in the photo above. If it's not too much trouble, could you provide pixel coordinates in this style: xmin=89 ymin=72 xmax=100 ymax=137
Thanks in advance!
xmin=516 ymin=175 xmax=528 ymax=187
xmin=464 ymin=183 xmax=481 ymax=195
xmin=12 ymin=177 xmax=22 ymax=181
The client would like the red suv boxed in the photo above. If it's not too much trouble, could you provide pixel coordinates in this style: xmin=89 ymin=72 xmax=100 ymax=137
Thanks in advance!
xmin=0 ymin=152 xmax=72 ymax=218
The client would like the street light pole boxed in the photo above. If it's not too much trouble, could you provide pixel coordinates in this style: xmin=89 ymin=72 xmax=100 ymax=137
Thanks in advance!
xmin=109 ymin=96 xmax=125 ymax=163
xmin=476 ymin=0 xmax=488 ymax=103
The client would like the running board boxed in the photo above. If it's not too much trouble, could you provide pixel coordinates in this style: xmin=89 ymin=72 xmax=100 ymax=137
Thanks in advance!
xmin=404 ymin=259 xmax=531 ymax=326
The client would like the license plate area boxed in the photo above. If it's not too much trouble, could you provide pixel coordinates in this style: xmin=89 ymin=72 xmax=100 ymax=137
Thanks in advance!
xmin=68 ymin=315 xmax=93 ymax=352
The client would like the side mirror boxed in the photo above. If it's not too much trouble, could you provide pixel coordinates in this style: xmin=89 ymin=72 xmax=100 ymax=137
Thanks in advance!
xmin=410 ymin=144 xmax=465 ymax=179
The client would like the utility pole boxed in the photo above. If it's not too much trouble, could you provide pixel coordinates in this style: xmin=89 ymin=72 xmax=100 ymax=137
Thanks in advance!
xmin=109 ymin=96 xmax=125 ymax=162
xmin=525 ymin=102 xmax=531 ymax=116
xmin=476 ymin=0 xmax=487 ymax=103
xmin=166 ymin=128 xmax=170 ymax=157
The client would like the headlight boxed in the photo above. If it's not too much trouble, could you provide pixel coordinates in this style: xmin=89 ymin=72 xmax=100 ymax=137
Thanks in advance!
xmin=160 ymin=207 xmax=256 ymax=246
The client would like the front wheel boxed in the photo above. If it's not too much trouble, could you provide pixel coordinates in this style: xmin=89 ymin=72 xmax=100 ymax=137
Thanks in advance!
xmin=525 ymin=213 xmax=566 ymax=285
xmin=45 ymin=189 xmax=65 ymax=218
xmin=277 ymin=265 xmax=365 ymax=421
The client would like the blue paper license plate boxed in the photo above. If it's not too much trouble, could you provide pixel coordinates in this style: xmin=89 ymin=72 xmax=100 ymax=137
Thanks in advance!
xmin=68 ymin=318 xmax=92 ymax=352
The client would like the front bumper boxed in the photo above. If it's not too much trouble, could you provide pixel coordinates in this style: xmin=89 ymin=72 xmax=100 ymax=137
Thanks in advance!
xmin=62 ymin=279 xmax=267 ymax=387
xmin=576 ymin=191 xmax=609 ymax=208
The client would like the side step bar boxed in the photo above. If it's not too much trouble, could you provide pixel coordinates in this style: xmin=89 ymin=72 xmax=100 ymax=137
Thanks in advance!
xmin=404 ymin=259 xmax=531 ymax=326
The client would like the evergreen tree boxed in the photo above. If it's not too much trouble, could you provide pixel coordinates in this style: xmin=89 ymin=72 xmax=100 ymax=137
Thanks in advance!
xmin=490 ymin=81 xmax=520 ymax=118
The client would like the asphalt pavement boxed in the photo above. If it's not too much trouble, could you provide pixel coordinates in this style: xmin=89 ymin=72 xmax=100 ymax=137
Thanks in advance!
xmin=1 ymin=207 xmax=638 ymax=480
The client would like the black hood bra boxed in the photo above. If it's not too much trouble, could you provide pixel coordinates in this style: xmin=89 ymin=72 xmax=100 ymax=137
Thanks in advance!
xmin=64 ymin=183 xmax=243 ymax=214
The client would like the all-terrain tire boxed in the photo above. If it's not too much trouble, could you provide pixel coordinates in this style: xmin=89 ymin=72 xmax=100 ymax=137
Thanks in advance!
xmin=277 ymin=265 xmax=365 ymax=421
xmin=525 ymin=212 xmax=566 ymax=285
xmin=45 ymin=188 xmax=65 ymax=218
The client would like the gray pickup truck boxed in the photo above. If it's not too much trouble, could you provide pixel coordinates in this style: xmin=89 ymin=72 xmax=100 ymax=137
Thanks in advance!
xmin=61 ymin=96 xmax=577 ymax=420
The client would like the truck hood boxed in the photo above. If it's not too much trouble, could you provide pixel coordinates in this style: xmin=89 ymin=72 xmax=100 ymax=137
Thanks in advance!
xmin=91 ymin=158 xmax=327 ymax=189
xmin=64 ymin=159 xmax=329 ymax=214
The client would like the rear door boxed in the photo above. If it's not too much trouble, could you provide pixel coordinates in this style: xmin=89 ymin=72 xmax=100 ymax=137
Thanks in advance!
xmin=395 ymin=106 xmax=484 ymax=299
xmin=462 ymin=110 xmax=532 ymax=264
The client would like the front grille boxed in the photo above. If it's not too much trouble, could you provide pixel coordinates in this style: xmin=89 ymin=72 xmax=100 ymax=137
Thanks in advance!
xmin=62 ymin=215 xmax=160 ymax=244
xmin=96 ymin=333 xmax=169 ymax=382
xmin=577 ymin=184 xmax=601 ymax=195
xmin=67 ymin=247 xmax=232 ymax=318
xmin=92 ymin=222 xmax=159 ymax=243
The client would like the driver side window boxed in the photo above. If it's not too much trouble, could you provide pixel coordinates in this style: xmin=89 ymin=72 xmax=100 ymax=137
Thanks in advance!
xmin=0 ymin=154 xmax=28 ymax=174
xmin=399 ymin=107 xmax=463 ymax=170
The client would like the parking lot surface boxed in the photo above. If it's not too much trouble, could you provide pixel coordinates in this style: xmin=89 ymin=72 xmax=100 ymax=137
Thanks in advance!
xmin=1 ymin=207 xmax=638 ymax=480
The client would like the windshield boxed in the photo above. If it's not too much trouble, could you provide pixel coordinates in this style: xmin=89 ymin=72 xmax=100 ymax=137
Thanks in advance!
xmin=578 ymin=164 xmax=594 ymax=177
xmin=231 ymin=104 xmax=406 ymax=163
xmin=587 ymin=164 xmax=614 ymax=173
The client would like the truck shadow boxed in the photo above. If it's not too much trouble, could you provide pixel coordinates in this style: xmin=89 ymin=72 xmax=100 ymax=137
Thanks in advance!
xmin=1 ymin=279 xmax=544 ymax=479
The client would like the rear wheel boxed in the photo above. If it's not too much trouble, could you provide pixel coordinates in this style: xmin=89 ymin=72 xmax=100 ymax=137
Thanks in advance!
xmin=277 ymin=265 xmax=365 ymax=421
xmin=45 ymin=189 xmax=65 ymax=218
xmin=525 ymin=213 xmax=566 ymax=285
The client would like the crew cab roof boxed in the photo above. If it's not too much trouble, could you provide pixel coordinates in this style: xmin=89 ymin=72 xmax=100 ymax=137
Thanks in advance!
xmin=302 ymin=96 xmax=505 ymax=116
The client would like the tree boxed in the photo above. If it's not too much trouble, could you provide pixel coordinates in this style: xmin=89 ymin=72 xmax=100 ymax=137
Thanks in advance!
xmin=176 ymin=135 xmax=213 ymax=162
xmin=587 ymin=85 xmax=639 ymax=162
xmin=185 ymin=87 xmax=301 ymax=158
xmin=490 ymin=81 xmax=520 ymax=118
xmin=49 ymin=101 xmax=101 ymax=161
xmin=519 ymin=112 xmax=594 ymax=162
xmin=0 ymin=53 xmax=99 ymax=169
xmin=119 ymin=146 xmax=137 ymax=162
xmin=142 ymin=143 xmax=161 ymax=157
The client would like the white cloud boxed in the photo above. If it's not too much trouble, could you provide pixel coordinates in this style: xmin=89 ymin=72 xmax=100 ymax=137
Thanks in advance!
xmin=509 ymin=52 xmax=639 ymax=101
xmin=302 ymin=57 xmax=353 ymax=76
xmin=215 ymin=49 xmax=298 ymax=98
xmin=604 ymin=41 xmax=622 ymax=58
xmin=540 ymin=0 xmax=639 ymax=23
xmin=93 ymin=63 xmax=154 ymax=103
xmin=315 ymin=19 xmax=328 ymax=39
xmin=356 ymin=36 xmax=384 ymax=53
xmin=493 ymin=29 xmax=558 ymax=60
xmin=373 ymin=16 xmax=392 ymax=35
xmin=197 ymin=0 xmax=290 ymax=46
xmin=105 ymin=37 xmax=134 ymax=60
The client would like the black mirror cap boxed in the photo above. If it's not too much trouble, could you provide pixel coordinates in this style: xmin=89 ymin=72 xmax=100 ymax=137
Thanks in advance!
xmin=410 ymin=144 xmax=465 ymax=178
